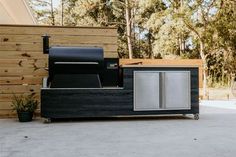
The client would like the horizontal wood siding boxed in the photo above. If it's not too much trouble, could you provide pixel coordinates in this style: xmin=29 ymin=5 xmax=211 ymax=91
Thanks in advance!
xmin=0 ymin=25 xmax=117 ymax=117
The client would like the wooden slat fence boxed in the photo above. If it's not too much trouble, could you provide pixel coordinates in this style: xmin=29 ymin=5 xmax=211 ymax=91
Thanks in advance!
xmin=0 ymin=25 xmax=117 ymax=117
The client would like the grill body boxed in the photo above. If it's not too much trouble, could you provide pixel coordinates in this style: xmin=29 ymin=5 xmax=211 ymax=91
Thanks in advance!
xmin=48 ymin=47 xmax=106 ymax=88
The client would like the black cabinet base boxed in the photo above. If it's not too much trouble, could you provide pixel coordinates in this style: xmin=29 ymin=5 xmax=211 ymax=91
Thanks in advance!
xmin=41 ymin=88 xmax=199 ymax=119
xmin=41 ymin=67 xmax=199 ymax=120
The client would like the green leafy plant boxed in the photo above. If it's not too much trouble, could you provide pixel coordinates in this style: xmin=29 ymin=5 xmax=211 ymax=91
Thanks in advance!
xmin=11 ymin=94 xmax=38 ymax=113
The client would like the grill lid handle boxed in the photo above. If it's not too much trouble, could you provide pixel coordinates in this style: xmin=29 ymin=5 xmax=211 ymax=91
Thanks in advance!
xmin=54 ymin=62 xmax=99 ymax=65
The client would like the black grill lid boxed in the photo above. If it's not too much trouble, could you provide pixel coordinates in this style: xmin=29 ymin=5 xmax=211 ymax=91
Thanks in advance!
xmin=49 ymin=47 xmax=103 ymax=63
xmin=49 ymin=46 xmax=104 ymax=77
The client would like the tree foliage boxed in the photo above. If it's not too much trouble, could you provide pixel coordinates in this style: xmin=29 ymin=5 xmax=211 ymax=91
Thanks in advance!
xmin=29 ymin=0 xmax=236 ymax=89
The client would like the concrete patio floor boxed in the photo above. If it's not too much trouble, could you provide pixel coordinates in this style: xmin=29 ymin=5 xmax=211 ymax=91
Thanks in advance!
xmin=1 ymin=102 xmax=236 ymax=157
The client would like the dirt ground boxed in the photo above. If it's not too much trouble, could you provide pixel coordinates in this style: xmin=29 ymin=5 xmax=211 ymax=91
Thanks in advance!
xmin=200 ymin=87 xmax=236 ymax=100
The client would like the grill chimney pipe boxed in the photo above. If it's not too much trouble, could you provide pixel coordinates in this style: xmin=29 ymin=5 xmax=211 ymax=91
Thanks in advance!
xmin=42 ymin=34 xmax=50 ymax=54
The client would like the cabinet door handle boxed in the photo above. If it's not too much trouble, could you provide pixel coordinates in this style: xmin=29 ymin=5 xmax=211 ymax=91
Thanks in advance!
xmin=159 ymin=72 xmax=165 ymax=109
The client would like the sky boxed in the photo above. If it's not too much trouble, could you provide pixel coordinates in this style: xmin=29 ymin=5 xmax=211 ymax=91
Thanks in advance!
xmin=52 ymin=0 xmax=60 ymax=7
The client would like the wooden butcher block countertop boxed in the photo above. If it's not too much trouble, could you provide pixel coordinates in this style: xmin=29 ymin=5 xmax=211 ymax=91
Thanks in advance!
xmin=120 ymin=65 xmax=200 ymax=68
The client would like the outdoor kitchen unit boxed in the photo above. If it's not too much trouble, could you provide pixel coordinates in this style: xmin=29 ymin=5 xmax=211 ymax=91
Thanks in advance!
xmin=41 ymin=36 xmax=199 ymax=122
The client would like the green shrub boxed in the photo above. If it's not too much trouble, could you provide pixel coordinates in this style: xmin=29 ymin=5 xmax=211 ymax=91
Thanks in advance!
xmin=11 ymin=94 xmax=38 ymax=112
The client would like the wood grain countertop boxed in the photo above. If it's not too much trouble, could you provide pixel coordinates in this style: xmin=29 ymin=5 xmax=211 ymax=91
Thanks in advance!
xmin=120 ymin=65 xmax=200 ymax=68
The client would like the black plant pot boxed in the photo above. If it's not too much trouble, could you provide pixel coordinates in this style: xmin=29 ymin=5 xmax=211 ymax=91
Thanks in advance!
xmin=17 ymin=111 xmax=33 ymax=122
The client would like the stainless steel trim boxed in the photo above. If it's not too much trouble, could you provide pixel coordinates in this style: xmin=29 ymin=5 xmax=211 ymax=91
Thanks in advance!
xmin=133 ymin=70 xmax=191 ymax=111
xmin=163 ymin=71 xmax=191 ymax=110
xmin=161 ymin=72 xmax=165 ymax=109
xmin=107 ymin=67 xmax=118 ymax=69
xmin=42 ymin=77 xmax=48 ymax=88
xmin=134 ymin=71 xmax=160 ymax=111
xmin=159 ymin=73 xmax=163 ymax=109
xmin=160 ymin=72 xmax=165 ymax=110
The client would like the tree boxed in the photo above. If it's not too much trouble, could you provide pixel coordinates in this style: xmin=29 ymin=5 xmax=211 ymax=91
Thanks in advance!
xmin=209 ymin=0 xmax=236 ymax=85
xmin=177 ymin=0 xmax=220 ymax=97
xmin=125 ymin=0 xmax=133 ymax=58
xmin=137 ymin=0 xmax=166 ymax=58
xmin=71 ymin=0 xmax=136 ymax=58
xmin=29 ymin=0 xmax=57 ymax=25
xmin=28 ymin=0 xmax=236 ymax=90
xmin=61 ymin=0 xmax=64 ymax=25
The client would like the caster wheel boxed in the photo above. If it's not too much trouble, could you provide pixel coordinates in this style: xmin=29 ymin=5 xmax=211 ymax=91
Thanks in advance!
xmin=194 ymin=114 xmax=199 ymax=120
xmin=43 ymin=118 xmax=51 ymax=123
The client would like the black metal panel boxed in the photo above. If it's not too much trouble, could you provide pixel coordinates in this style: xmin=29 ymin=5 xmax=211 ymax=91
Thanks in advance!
xmin=41 ymin=88 xmax=198 ymax=118
xmin=42 ymin=35 xmax=50 ymax=54
xmin=101 ymin=58 xmax=120 ymax=87
xmin=41 ymin=89 xmax=133 ymax=118
xmin=50 ymin=74 xmax=102 ymax=88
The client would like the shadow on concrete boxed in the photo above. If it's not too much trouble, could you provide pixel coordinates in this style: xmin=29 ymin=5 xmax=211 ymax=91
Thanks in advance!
xmin=49 ymin=115 xmax=194 ymax=123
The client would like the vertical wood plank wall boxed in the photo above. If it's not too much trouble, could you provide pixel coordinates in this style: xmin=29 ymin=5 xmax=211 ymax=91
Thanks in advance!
xmin=0 ymin=25 xmax=118 ymax=117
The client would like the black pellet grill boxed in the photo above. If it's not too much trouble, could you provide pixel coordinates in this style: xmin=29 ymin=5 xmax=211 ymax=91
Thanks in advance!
xmin=47 ymin=47 xmax=119 ymax=88
xmin=41 ymin=36 xmax=199 ymax=122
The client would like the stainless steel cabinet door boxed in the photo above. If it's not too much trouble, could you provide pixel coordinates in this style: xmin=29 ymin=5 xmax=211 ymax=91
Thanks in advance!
xmin=163 ymin=72 xmax=190 ymax=109
xmin=134 ymin=71 xmax=160 ymax=111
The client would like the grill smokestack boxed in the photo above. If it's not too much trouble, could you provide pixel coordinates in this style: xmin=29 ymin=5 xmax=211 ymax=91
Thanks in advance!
xmin=42 ymin=34 xmax=50 ymax=54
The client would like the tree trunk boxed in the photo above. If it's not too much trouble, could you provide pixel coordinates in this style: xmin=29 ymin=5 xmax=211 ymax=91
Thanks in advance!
xmin=181 ymin=34 xmax=185 ymax=54
xmin=178 ymin=37 xmax=181 ymax=55
xmin=61 ymin=0 xmax=64 ymax=26
xmin=148 ymin=31 xmax=154 ymax=58
xmin=50 ymin=0 xmax=55 ymax=25
xmin=125 ymin=0 xmax=133 ymax=59
xmin=179 ymin=0 xmax=184 ymax=56
xmin=199 ymin=40 xmax=208 ymax=98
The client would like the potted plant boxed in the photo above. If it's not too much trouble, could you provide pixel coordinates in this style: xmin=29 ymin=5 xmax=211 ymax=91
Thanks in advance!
xmin=11 ymin=94 xmax=38 ymax=122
